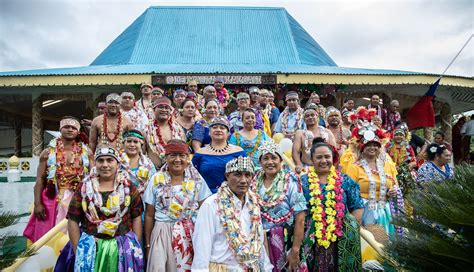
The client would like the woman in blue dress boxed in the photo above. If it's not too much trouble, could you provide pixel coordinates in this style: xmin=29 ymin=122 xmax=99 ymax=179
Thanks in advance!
xmin=417 ymin=143 xmax=454 ymax=185
xmin=192 ymin=116 xmax=247 ymax=193
xmin=229 ymin=108 xmax=272 ymax=169
xmin=191 ymin=98 xmax=220 ymax=152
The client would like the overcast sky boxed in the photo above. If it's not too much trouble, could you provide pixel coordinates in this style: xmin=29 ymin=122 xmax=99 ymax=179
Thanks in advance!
xmin=0 ymin=0 xmax=472 ymax=77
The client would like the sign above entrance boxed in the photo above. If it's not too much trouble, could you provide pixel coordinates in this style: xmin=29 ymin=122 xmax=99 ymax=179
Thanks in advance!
xmin=152 ymin=75 xmax=277 ymax=85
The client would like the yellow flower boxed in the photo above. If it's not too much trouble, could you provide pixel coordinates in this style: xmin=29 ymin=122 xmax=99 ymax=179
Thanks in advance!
xmin=315 ymin=230 xmax=323 ymax=238
xmin=182 ymin=180 xmax=195 ymax=191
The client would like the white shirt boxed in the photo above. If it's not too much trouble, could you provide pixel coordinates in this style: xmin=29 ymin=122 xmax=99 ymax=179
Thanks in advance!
xmin=461 ymin=120 xmax=474 ymax=136
xmin=192 ymin=194 xmax=273 ymax=272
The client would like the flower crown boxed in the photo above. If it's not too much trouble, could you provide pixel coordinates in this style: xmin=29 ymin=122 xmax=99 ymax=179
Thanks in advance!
xmin=349 ymin=107 xmax=389 ymax=149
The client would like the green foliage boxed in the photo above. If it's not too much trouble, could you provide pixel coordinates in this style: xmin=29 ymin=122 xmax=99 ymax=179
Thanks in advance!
xmin=0 ymin=203 xmax=35 ymax=270
xmin=383 ymin=164 xmax=474 ymax=271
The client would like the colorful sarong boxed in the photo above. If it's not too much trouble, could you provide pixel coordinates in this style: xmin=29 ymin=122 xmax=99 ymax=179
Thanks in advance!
xmin=56 ymin=189 xmax=74 ymax=225
xmin=361 ymin=199 xmax=395 ymax=236
xmin=55 ymin=231 xmax=144 ymax=272
xmin=301 ymin=213 xmax=362 ymax=272
xmin=267 ymin=226 xmax=286 ymax=272
xmin=172 ymin=219 xmax=194 ymax=271
xmin=23 ymin=189 xmax=57 ymax=242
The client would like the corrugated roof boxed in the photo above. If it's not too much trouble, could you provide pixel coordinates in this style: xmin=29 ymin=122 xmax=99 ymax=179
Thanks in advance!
xmin=91 ymin=6 xmax=337 ymax=66
xmin=0 ymin=64 xmax=424 ymax=77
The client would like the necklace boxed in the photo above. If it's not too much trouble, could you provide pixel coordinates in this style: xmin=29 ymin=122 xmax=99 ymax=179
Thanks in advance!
xmin=208 ymin=142 xmax=229 ymax=153
xmin=102 ymin=112 xmax=123 ymax=146
xmin=307 ymin=166 xmax=344 ymax=249
xmin=216 ymin=182 xmax=262 ymax=269
xmin=151 ymin=164 xmax=203 ymax=220
xmin=360 ymin=158 xmax=387 ymax=210
xmin=234 ymin=130 xmax=262 ymax=158
xmin=47 ymin=138 xmax=89 ymax=198
xmin=81 ymin=167 xmax=131 ymax=225
xmin=253 ymin=170 xmax=293 ymax=225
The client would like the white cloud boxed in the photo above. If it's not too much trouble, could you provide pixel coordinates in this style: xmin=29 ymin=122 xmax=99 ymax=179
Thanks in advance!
xmin=0 ymin=0 xmax=472 ymax=76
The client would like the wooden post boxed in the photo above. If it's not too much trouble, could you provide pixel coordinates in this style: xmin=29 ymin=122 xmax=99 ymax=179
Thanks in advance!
xmin=32 ymin=94 xmax=43 ymax=156
xmin=14 ymin=118 xmax=21 ymax=156
xmin=440 ymin=102 xmax=452 ymax=144
xmin=92 ymin=92 xmax=103 ymax=117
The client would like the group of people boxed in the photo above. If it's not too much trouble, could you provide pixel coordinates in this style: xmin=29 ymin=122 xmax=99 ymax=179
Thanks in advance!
xmin=23 ymin=78 xmax=459 ymax=271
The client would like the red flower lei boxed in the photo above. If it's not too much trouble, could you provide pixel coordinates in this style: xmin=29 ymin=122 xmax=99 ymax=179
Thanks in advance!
xmin=55 ymin=139 xmax=84 ymax=191
xmin=103 ymin=112 xmax=122 ymax=143
xmin=154 ymin=118 xmax=175 ymax=147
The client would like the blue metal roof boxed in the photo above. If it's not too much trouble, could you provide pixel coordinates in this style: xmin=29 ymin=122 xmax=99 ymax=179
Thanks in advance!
xmin=0 ymin=6 xmax=456 ymax=78
xmin=0 ymin=64 xmax=424 ymax=76
xmin=91 ymin=6 xmax=337 ymax=66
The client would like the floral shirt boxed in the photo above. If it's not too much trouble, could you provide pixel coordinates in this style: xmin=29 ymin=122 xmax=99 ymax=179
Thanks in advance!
xmin=228 ymin=110 xmax=264 ymax=134
xmin=416 ymin=161 xmax=454 ymax=185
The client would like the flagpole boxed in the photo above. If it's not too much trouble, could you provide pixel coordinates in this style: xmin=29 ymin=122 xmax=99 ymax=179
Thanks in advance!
xmin=439 ymin=34 xmax=473 ymax=78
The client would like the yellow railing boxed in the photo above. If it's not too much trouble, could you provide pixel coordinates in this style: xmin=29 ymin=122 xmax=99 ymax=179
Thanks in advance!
xmin=4 ymin=219 xmax=67 ymax=272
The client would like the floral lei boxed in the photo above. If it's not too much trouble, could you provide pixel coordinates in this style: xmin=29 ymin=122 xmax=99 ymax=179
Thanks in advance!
xmin=151 ymin=164 xmax=203 ymax=221
xmin=102 ymin=112 xmax=123 ymax=149
xmin=234 ymin=130 xmax=263 ymax=158
xmin=252 ymin=170 xmax=293 ymax=225
xmin=280 ymin=107 xmax=304 ymax=134
xmin=120 ymin=152 xmax=154 ymax=194
xmin=81 ymin=167 xmax=131 ymax=225
xmin=216 ymin=182 xmax=262 ymax=269
xmin=360 ymin=158 xmax=387 ymax=210
xmin=386 ymin=141 xmax=413 ymax=166
xmin=308 ymin=166 xmax=345 ymax=249
xmin=47 ymin=138 xmax=89 ymax=197
xmin=147 ymin=118 xmax=183 ymax=155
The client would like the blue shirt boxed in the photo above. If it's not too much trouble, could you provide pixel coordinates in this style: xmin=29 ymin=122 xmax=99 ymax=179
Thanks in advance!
xmin=269 ymin=107 xmax=280 ymax=125
xmin=192 ymin=120 xmax=211 ymax=147
xmin=192 ymin=150 xmax=247 ymax=193
xmin=256 ymin=171 xmax=307 ymax=230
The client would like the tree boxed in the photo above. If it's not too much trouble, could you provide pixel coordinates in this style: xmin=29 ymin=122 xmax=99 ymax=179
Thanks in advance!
xmin=0 ymin=203 xmax=35 ymax=269
xmin=383 ymin=165 xmax=474 ymax=271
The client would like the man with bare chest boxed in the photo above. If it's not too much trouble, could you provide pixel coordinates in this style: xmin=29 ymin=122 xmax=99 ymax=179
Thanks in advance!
xmin=292 ymin=104 xmax=336 ymax=173
xmin=145 ymin=96 xmax=185 ymax=167
xmin=326 ymin=107 xmax=351 ymax=157
xmin=89 ymin=93 xmax=133 ymax=152
xmin=24 ymin=116 xmax=93 ymax=242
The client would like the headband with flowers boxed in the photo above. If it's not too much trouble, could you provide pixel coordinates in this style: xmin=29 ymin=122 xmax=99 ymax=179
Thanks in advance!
xmin=349 ymin=107 xmax=389 ymax=150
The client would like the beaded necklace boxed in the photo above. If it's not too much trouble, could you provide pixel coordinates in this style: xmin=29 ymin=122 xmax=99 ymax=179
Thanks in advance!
xmin=216 ymin=182 xmax=262 ymax=269
xmin=208 ymin=143 xmax=230 ymax=153
xmin=360 ymin=158 xmax=387 ymax=210
xmin=102 ymin=112 xmax=123 ymax=149
xmin=148 ymin=118 xmax=182 ymax=155
xmin=81 ymin=167 xmax=131 ymax=225
xmin=253 ymin=170 xmax=292 ymax=225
